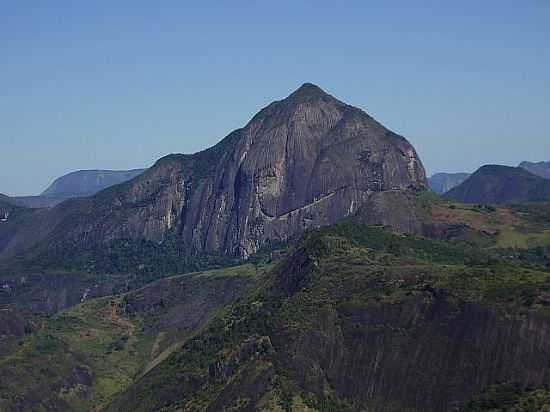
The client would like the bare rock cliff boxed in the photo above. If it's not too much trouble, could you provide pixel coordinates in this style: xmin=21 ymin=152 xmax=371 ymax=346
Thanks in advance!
xmin=1 ymin=84 xmax=427 ymax=259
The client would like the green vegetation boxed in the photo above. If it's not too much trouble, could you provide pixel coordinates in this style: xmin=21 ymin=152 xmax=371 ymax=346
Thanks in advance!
xmin=513 ymin=203 xmax=550 ymax=227
xmin=48 ymin=238 xmax=231 ymax=276
xmin=0 ymin=296 xmax=156 ymax=411
xmin=304 ymin=397 xmax=353 ymax=412
xmin=19 ymin=232 xmax=237 ymax=289
xmin=495 ymin=229 xmax=550 ymax=248
xmin=104 ymin=217 xmax=550 ymax=411
xmin=424 ymin=197 xmax=550 ymax=252
xmin=0 ymin=264 xmax=259 ymax=411
xmin=461 ymin=383 xmax=550 ymax=412
xmin=3 ymin=197 xmax=550 ymax=411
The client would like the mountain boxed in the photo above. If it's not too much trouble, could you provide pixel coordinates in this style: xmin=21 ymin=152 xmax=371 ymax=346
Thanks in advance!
xmin=106 ymin=215 xmax=550 ymax=412
xmin=428 ymin=172 xmax=470 ymax=194
xmin=41 ymin=169 xmax=146 ymax=197
xmin=0 ymin=83 xmax=427 ymax=261
xmin=428 ymin=163 xmax=550 ymax=197
xmin=519 ymin=160 xmax=550 ymax=180
xmin=3 ymin=198 xmax=550 ymax=412
xmin=5 ymin=169 xmax=147 ymax=209
xmin=446 ymin=164 xmax=550 ymax=204
xmin=16 ymin=85 xmax=550 ymax=411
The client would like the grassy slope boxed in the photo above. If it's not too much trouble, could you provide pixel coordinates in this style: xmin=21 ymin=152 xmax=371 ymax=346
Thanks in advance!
xmin=426 ymin=196 xmax=550 ymax=249
xmin=0 ymin=265 xmax=259 ymax=411
xmin=0 ymin=296 xmax=150 ymax=411
xmin=106 ymin=210 xmax=550 ymax=412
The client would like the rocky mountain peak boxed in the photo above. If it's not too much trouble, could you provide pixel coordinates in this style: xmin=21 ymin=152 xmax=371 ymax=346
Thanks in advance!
xmin=0 ymin=85 xmax=428 ymax=260
xmin=287 ymin=82 xmax=333 ymax=100
xmin=246 ymin=83 xmax=346 ymax=133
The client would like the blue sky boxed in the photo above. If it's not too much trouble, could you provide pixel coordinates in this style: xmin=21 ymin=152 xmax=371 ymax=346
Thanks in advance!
xmin=1 ymin=1 xmax=549 ymax=195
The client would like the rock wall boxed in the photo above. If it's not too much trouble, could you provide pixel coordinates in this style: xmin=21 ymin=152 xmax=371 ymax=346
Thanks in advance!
xmin=1 ymin=84 xmax=427 ymax=260
xmin=277 ymin=294 xmax=550 ymax=412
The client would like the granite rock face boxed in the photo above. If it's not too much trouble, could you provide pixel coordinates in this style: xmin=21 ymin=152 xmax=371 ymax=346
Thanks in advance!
xmin=277 ymin=294 xmax=550 ymax=412
xmin=0 ymin=84 xmax=427 ymax=259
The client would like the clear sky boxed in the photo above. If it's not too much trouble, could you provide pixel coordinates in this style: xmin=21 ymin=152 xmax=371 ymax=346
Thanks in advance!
xmin=1 ymin=1 xmax=549 ymax=196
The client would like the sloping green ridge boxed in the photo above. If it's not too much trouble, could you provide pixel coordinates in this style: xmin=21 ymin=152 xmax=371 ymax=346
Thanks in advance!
xmin=0 ymin=266 xmax=258 ymax=411
xmin=106 ymin=222 xmax=550 ymax=412
xmin=2 ymin=198 xmax=550 ymax=411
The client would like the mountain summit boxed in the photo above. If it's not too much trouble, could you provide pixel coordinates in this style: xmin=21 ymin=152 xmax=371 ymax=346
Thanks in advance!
xmin=286 ymin=82 xmax=330 ymax=99
xmin=0 ymin=84 xmax=427 ymax=259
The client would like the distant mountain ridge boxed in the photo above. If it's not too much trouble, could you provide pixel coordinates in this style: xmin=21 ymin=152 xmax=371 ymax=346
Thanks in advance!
xmin=41 ymin=169 xmax=146 ymax=197
xmin=446 ymin=164 xmax=550 ymax=204
xmin=430 ymin=160 xmax=550 ymax=196
xmin=428 ymin=172 xmax=470 ymax=194
xmin=4 ymin=169 xmax=146 ymax=208
xmin=519 ymin=161 xmax=550 ymax=180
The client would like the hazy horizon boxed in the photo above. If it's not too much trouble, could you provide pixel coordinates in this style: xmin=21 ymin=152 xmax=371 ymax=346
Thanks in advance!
xmin=2 ymin=1 xmax=549 ymax=196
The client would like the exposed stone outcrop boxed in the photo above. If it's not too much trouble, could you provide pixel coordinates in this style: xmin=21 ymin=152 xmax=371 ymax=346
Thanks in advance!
xmin=0 ymin=83 xmax=427 ymax=259
xmin=277 ymin=295 xmax=550 ymax=412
